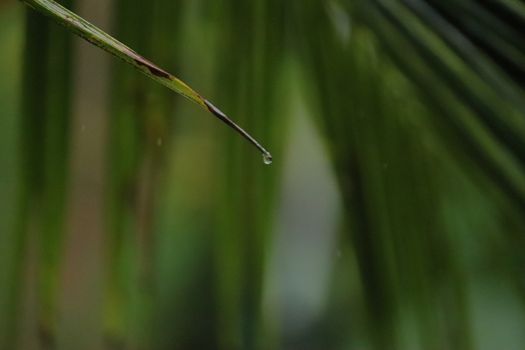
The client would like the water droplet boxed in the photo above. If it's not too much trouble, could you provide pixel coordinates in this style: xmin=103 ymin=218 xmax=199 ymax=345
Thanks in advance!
xmin=157 ymin=138 xmax=163 ymax=147
xmin=81 ymin=124 xmax=86 ymax=132
xmin=262 ymin=153 xmax=273 ymax=165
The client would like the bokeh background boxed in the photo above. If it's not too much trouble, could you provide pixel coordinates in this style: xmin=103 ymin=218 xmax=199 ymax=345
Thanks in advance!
xmin=1 ymin=0 xmax=525 ymax=349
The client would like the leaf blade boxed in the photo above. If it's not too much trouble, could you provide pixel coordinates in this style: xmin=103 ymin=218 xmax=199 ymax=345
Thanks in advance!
xmin=21 ymin=0 xmax=272 ymax=160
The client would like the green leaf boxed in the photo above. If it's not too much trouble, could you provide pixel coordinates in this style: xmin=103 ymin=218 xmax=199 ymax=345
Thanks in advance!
xmin=20 ymin=0 xmax=272 ymax=161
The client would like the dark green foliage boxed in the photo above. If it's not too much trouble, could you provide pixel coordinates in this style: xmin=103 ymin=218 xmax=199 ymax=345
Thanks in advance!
xmin=0 ymin=4 xmax=73 ymax=348
xmin=297 ymin=1 xmax=525 ymax=349
xmin=1 ymin=0 xmax=524 ymax=349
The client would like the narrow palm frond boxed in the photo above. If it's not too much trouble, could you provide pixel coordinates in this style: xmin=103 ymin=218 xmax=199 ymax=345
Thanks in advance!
xmin=359 ymin=0 xmax=525 ymax=207
xmin=20 ymin=0 xmax=272 ymax=160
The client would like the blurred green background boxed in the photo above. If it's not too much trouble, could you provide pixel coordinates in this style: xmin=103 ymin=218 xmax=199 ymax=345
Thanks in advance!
xmin=1 ymin=0 xmax=525 ymax=349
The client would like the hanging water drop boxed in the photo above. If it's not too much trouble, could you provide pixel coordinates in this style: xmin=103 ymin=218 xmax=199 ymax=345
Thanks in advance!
xmin=262 ymin=152 xmax=273 ymax=165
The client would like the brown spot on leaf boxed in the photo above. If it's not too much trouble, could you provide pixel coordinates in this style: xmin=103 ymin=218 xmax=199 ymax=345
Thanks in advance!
xmin=134 ymin=58 xmax=171 ymax=79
